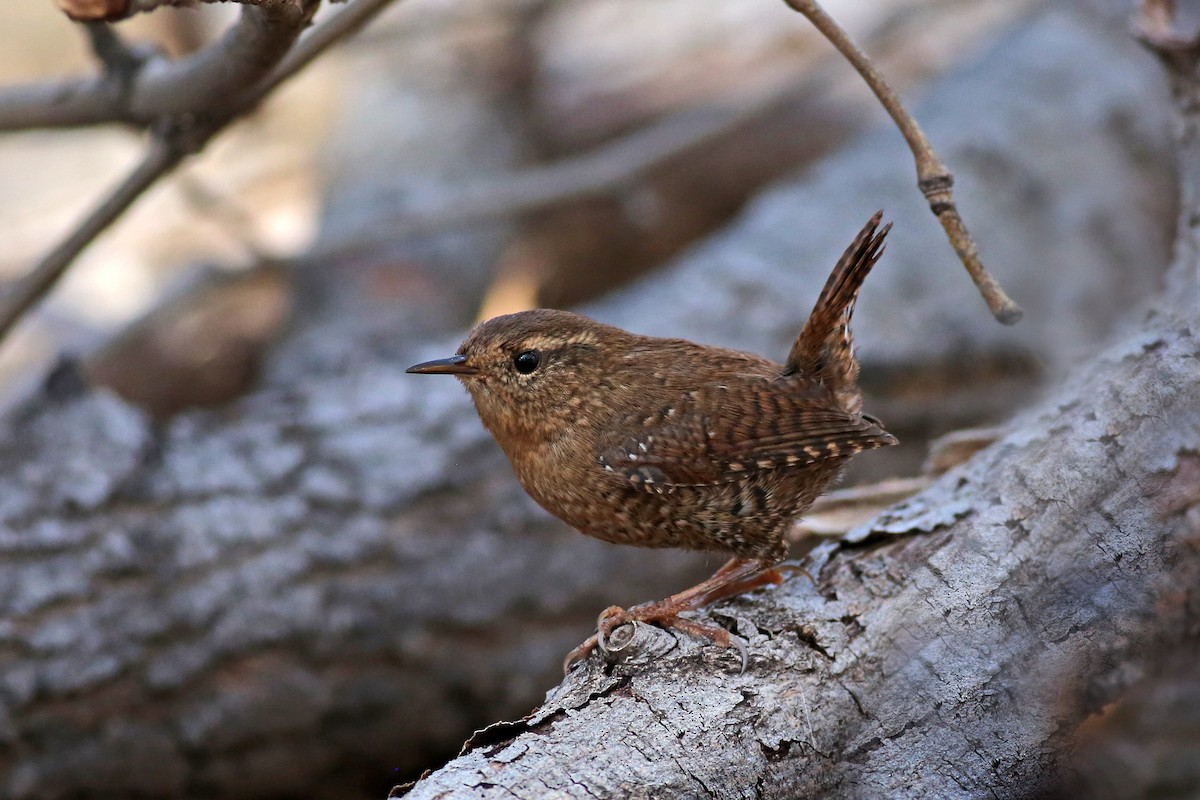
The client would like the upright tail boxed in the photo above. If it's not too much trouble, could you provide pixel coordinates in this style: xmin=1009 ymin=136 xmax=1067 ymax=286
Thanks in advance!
xmin=785 ymin=211 xmax=890 ymax=413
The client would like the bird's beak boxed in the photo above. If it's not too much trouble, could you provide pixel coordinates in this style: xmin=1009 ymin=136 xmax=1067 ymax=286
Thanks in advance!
xmin=406 ymin=354 xmax=477 ymax=376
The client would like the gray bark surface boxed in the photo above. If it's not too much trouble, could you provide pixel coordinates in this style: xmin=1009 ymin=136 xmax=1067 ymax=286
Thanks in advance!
xmin=0 ymin=4 xmax=1183 ymax=799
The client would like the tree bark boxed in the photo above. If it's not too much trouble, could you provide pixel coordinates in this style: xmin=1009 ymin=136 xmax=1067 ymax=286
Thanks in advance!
xmin=0 ymin=4 xmax=1182 ymax=799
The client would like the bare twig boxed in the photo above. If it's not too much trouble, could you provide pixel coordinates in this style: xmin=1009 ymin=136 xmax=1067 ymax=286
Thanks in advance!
xmin=0 ymin=75 xmax=121 ymax=131
xmin=0 ymin=1 xmax=327 ymax=345
xmin=82 ymin=22 xmax=148 ymax=77
xmin=251 ymin=0 xmax=401 ymax=102
xmin=0 ymin=137 xmax=185 ymax=343
xmin=782 ymin=0 xmax=1023 ymax=325
xmin=128 ymin=3 xmax=314 ymax=119
xmin=0 ymin=1 xmax=312 ymax=130
xmin=0 ymin=0 xmax=400 ymax=348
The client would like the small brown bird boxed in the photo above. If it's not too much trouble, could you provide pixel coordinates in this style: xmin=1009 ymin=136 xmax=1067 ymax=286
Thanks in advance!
xmin=409 ymin=213 xmax=897 ymax=670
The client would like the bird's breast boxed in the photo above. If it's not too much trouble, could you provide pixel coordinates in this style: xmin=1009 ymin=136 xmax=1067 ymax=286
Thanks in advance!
xmin=503 ymin=428 xmax=608 ymax=522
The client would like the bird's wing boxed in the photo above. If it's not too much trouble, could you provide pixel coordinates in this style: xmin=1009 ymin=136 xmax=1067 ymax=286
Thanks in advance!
xmin=596 ymin=381 xmax=895 ymax=491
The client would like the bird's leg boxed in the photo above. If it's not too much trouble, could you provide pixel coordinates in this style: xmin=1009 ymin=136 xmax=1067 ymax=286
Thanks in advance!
xmin=751 ymin=562 xmax=816 ymax=588
xmin=684 ymin=558 xmax=813 ymax=601
xmin=564 ymin=557 xmax=804 ymax=673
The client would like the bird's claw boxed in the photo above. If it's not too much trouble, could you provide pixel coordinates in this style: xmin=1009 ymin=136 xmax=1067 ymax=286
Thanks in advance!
xmin=596 ymin=606 xmax=636 ymax=655
xmin=562 ymin=605 xmax=750 ymax=674
xmin=562 ymin=606 xmax=635 ymax=674
xmin=773 ymin=562 xmax=816 ymax=585
xmin=668 ymin=614 xmax=750 ymax=673
xmin=562 ymin=637 xmax=596 ymax=674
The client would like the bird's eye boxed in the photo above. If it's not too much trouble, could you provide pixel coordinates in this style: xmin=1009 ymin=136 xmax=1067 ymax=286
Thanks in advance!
xmin=513 ymin=350 xmax=541 ymax=374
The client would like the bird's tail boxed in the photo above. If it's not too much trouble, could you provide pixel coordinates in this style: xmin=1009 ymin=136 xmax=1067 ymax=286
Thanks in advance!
xmin=785 ymin=211 xmax=890 ymax=412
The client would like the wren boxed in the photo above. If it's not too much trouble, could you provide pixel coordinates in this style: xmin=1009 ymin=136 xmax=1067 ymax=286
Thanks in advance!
xmin=408 ymin=212 xmax=897 ymax=671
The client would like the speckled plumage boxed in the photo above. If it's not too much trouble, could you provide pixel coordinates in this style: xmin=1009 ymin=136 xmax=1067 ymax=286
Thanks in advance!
xmin=409 ymin=213 xmax=896 ymax=665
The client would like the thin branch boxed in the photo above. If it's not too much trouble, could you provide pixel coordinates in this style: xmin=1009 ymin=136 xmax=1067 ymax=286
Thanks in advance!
xmin=782 ymin=0 xmax=1023 ymax=325
xmin=0 ymin=1 xmax=323 ymax=345
xmin=250 ymin=0 xmax=401 ymax=103
xmin=0 ymin=75 xmax=122 ymax=132
xmin=82 ymin=22 xmax=148 ymax=77
xmin=0 ymin=1 xmax=312 ymax=130
xmin=0 ymin=0 xmax=404 ymax=349
xmin=128 ymin=2 xmax=314 ymax=119
xmin=3 ymin=22 xmax=157 ymax=133
xmin=0 ymin=137 xmax=185 ymax=343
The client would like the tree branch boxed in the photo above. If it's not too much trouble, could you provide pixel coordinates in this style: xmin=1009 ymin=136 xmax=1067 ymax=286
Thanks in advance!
xmin=128 ymin=2 xmax=315 ymax=119
xmin=0 ymin=0 xmax=406 ymax=351
xmin=0 ymin=1 xmax=315 ymax=130
xmin=0 ymin=1 xmax=319 ymax=345
xmin=782 ymin=0 xmax=1023 ymax=325
xmin=0 ymin=136 xmax=183 ymax=343
xmin=251 ymin=0 xmax=401 ymax=102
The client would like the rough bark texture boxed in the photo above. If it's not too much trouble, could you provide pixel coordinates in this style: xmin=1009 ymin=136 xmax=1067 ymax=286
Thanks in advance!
xmin=0 ymin=4 xmax=1183 ymax=799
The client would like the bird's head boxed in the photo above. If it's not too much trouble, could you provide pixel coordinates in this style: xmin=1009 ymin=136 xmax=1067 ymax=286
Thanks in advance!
xmin=407 ymin=309 xmax=627 ymax=444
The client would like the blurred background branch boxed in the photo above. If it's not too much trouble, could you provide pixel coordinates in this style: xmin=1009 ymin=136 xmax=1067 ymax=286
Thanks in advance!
xmin=0 ymin=0 xmax=404 ymax=353
xmin=0 ymin=2 xmax=317 ymax=130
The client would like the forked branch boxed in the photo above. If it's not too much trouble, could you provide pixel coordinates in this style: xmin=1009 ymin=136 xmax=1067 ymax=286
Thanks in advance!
xmin=0 ymin=0 xmax=400 ymax=350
